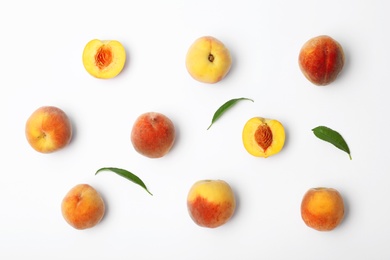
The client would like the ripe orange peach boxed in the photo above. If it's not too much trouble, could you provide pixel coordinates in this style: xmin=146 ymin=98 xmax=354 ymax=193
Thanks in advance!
xmin=131 ymin=112 xmax=176 ymax=158
xmin=61 ymin=184 xmax=105 ymax=230
xmin=187 ymin=180 xmax=236 ymax=228
xmin=25 ymin=106 xmax=72 ymax=153
xmin=298 ymin=35 xmax=345 ymax=86
xmin=301 ymin=187 xmax=345 ymax=231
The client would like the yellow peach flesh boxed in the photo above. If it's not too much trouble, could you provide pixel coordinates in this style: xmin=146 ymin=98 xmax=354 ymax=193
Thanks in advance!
xmin=242 ymin=117 xmax=285 ymax=158
xmin=82 ymin=39 xmax=126 ymax=79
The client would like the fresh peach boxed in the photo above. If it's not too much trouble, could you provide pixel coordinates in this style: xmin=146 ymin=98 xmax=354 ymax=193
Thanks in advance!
xmin=82 ymin=39 xmax=126 ymax=79
xmin=25 ymin=106 xmax=72 ymax=153
xmin=131 ymin=112 xmax=176 ymax=158
xmin=187 ymin=180 xmax=236 ymax=228
xmin=298 ymin=35 xmax=345 ymax=86
xmin=185 ymin=36 xmax=232 ymax=84
xmin=61 ymin=184 xmax=105 ymax=230
xmin=242 ymin=117 xmax=285 ymax=158
xmin=301 ymin=187 xmax=345 ymax=231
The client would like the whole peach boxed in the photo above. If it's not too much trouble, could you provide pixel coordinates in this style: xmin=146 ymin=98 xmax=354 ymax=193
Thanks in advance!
xmin=301 ymin=187 xmax=345 ymax=231
xmin=187 ymin=179 xmax=236 ymax=228
xmin=185 ymin=36 xmax=232 ymax=84
xmin=61 ymin=184 xmax=105 ymax=230
xmin=25 ymin=106 xmax=72 ymax=153
xmin=298 ymin=35 xmax=345 ymax=86
xmin=131 ymin=112 xmax=176 ymax=158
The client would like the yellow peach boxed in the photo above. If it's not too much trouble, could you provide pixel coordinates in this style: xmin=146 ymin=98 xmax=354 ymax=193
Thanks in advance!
xmin=185 ymin=36 xmax=232 ymax=84
xmin=301 ymin=187 xmax=345 ymax=231
xmin=25 ymin=106 xmax=72 ymax=153
xmin=187 ymin=180 xmax=236 ymax=228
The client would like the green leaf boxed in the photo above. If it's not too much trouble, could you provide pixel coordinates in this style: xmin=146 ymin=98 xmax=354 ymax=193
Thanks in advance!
xmin=312 ymin=126 xmax=352 ymax=160
xmin=207 ymin=97 xmax=254 ymax=130
xmin=95 ymin=167 xmax=153 ymax=195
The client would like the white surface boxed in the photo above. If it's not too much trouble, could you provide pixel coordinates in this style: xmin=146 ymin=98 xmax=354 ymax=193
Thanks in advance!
xmin=1 ymin=0 xmax=389 ymax=259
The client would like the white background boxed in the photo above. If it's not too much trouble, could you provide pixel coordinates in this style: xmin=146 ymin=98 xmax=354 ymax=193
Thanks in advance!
xmin=1 ymin=0 xmax=389 ymax=259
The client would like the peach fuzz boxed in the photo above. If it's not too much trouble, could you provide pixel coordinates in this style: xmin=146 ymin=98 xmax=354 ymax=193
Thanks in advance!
xmin=185 ymin=36 xmax=232 ymax=84
xmin=131 ymin=112 xmax=176 ymax=158
xmin=82 ymin=39 xmax=126 ymax=79
xmin=298 ymin=35 xmax=345 ymax=86
xmin=187 ymin=180 xmax=236 ymax=228
xmin=301 ymin=187 xmax=345 ymax=231
xmin=61 ymin=184 xmax=105 ymax=230
xmin=25 ymin=106 xmax=72 ymax=153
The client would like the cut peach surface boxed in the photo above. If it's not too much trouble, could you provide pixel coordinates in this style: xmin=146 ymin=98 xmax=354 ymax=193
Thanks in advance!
xmin=82 ymin=39 xmax=126 ymax=79
xmin=242 ymin=117 xmax=285 ymax=158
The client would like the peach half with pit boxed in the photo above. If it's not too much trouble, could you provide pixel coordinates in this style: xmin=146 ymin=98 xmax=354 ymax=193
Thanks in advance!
xmin=185 ymin=36 xmax=232 ymax=84
xmin=82 ymin=39 xmax=126 ymax=79
xmin=298 ymin=35 xmax=345 ymax=86
xmin=61 ymin=184 xmax=105 ymax=230
xmin=301 ymin=187 xmax=345 ymax=231
xmin=242 ymin=117 xmax=285 ymax=158
xmin=187 ymin=179 xmax=236 ymax=228
xmin=25 ymin=106 xmax=72 ymax=153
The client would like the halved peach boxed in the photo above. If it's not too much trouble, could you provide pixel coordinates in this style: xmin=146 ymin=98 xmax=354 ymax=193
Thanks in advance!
xmin=242 ymin=117 xmax=285 ymax=158
xmin=82 ymin=39 xmax=126 ymax=79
